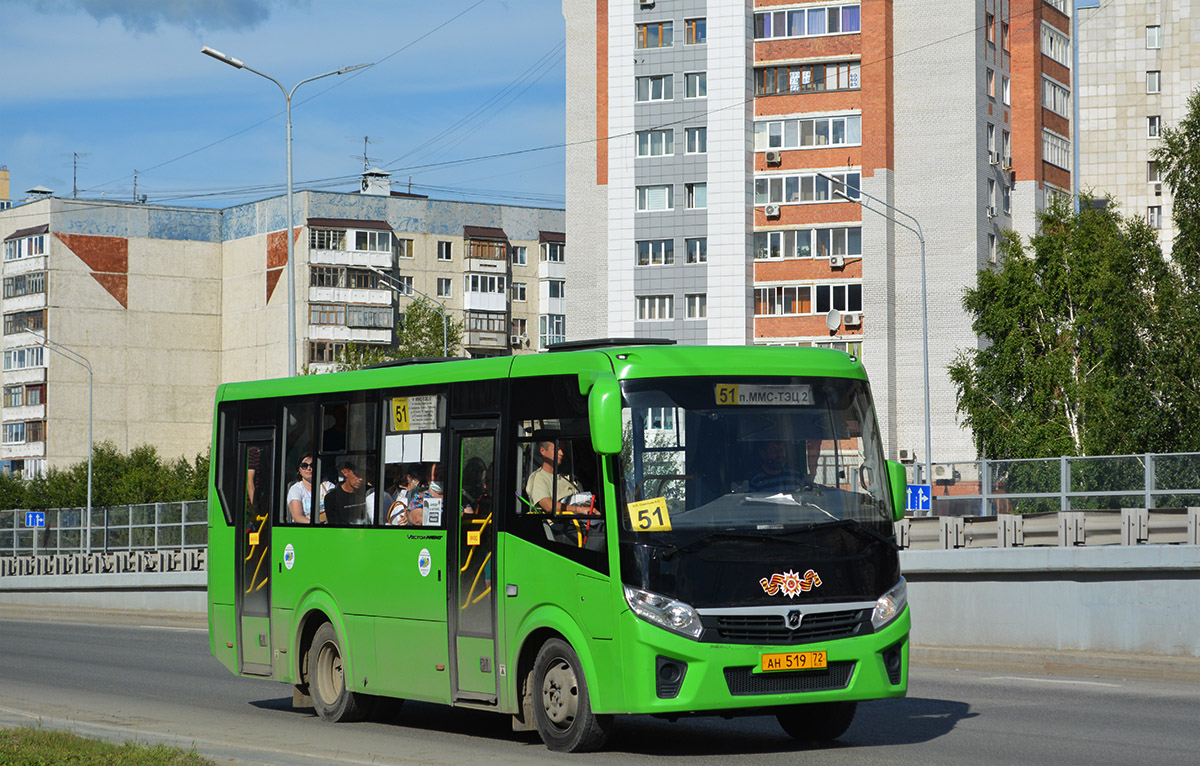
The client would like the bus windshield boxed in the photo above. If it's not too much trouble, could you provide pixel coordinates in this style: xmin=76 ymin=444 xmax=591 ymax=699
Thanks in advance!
xmin=619 ymin=376 xmax=892 ymax=536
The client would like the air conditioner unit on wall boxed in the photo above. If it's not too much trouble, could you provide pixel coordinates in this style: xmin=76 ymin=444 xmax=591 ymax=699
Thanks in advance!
xmin=765 ymin=149 xmax=782 ymax=165
xmin=843 ymin=311 xmax=861 ymax=326
xmin=989 ymin=151 xmax=1001 ymax=166
xmin=764 ymin=204 xmax=780 ymax=218
xmin=898 ymin=449 xmax=916 ymax=464
xmin=1154 ymin=181 xmax=1163 ymax=196
xmin=639 ymin=0 xmax=654 ymax=7
xmin=511 ymin=334 xmax=526 ymax=347
xmin=986 ymin=206 xmax=997 ymax=218
xmin=829 ymin=254 xmax=845 ymax=268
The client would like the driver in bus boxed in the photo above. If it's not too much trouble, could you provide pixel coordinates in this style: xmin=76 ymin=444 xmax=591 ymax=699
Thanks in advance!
xmin=749 ymin=441 xmax=806 ymax=493
xmin=527 ymin=440 xmax=598 ymax=515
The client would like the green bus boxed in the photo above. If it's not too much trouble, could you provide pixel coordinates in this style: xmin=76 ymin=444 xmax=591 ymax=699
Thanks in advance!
xmin=208 ymin=341 xmax=910 ymax=752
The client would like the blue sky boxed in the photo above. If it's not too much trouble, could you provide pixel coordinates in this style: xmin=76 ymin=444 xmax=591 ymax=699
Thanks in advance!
xmin=0 ymin=0 xmax=567 ymax=208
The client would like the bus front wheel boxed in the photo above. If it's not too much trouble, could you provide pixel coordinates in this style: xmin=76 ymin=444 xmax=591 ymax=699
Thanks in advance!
xmin=310 ymin=622 xmax=368 ymax=723
xmin=776 ymin=701 xmax=857 ymax=742
xmin=531 ymin=638 xmax=612 ymax=752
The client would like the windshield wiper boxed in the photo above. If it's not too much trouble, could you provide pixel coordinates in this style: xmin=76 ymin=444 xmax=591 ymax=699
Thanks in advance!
xmin=794 ymin=518 xmax=898 ymax=549
xmin=661 ymin=531 xmax=818 ymax=559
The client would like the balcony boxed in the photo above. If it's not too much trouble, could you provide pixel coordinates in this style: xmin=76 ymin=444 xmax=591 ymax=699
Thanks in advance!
xmin=2 ymin=441 xmax=45 ymax=459
xmin=463 ymin=291 xmax=507 ymax=313
xmin=308 ymin=248 xmax=392 ymax=269
xmin=307 ymin=287 xmax=392 ymax=306
xmin=3 ymin=404 xmax=45 ymax=422
xmin=465 ymin=330 xmax=507 ymax=349
xmin=307 ymin=326 xmax=392 ymax=344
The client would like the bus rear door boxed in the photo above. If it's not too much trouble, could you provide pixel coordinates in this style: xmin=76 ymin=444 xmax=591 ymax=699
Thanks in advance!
xmin=235 ymin=426 xmax=275 ymax=676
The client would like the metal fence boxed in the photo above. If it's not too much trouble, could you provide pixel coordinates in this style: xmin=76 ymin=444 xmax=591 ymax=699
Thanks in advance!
xmin=0 ymin=501 xmax=207 ymax=557
xmin=917 ymin=452 xmax=1200 ymax=516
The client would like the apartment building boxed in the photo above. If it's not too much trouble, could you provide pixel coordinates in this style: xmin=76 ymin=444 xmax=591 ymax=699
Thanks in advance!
xmin=564 ymin=0 xmax=1073 ymax=464
xmin=0 ymin=171 xmax=565 ymax=474
xmin=1079 ymin=0 xmax=1198 ymax=255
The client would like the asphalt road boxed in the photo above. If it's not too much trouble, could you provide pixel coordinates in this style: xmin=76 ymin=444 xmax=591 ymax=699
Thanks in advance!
xmin=1 ymin=615 xmax=1198 ymax=765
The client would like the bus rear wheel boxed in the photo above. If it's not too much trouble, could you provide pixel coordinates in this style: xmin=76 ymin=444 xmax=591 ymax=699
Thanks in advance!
xmin=531 ymin=638 xmax=612 ymax=752
xmin=776 ymin=701 xmax=857 ymax=742
xmin=310 ymin=622 xmax=368 ymax=723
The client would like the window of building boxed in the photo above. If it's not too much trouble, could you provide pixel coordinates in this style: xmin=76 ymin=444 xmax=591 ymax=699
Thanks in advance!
xmin=548 ymin=280 xmax=566 ymax=299
xmin=1042 ymin=77 xmax=1072 ymax=117
xmin=541 ymin=242 xmax=565 ymax=262
xmin=685 ymin=72 xmax=707 ymax=99
xmin=26 ymin=384 xmax=44 ymax=406
xmin=987 ymin=68 xmax=995 ymax=98
xmin=27 ymin=420 xmax=45 ymax=443
xmin=394 ymin=238 xmax=413 ymax=259
xmin=1146 ymin=25 xmax=1161 ymax=49
xmin=307 ymin=340 xmax=346 ymax=364
xmin=1002 ymin=22 xmax=1010 ymax=51
xmin=511 ymin=317 xmax=527 ymax=339
xmin=539 ymin=314 xmax=566 ymax=349
xmin=636 ymin=129 xmax=675 ymax=157
xmin=510 ymin=245 xmax=527 ymax=266
xmin=1003 ymin=183 xmax=1012 ymax=214
xmin=1003 ymin=130 xmax=1012 ymax=165
xmin=465 ymin=274 xmax=506 ymax=294
xmin=988 ymin=233 xmax=998 ymax=263
xmin=636 ymin=74 xmax=673 ymax=102
xmin=636 ymin=295 xmax=674 ymax=321
xmin=637 ymin=239 xmax=674 ymax=266
xmin=686 ymin=182 xmax=707 ymax=209
xmin=466 ymin=240 xmax=506 ymax=260
xmin=395 ymin=275 xmax=414 ymax=296
xmin=636 ymin=21 xmax=673 ymax=49
xmin=755 ymin=62 xmax=860 ymax=96
xmin=685 ymin=18 xmax=706 ymax=44
xmin=645 ymin=407 xmax=675 ymax=432
xmin=1147 ymin=161 xmax=1160 ymax=182
xmin=355 ymin=230 xmax=391 ymax=252
xmin=988 ymin=124 xmax=996 ymax=154
xmin=309 ymin=228 xmax=346 ymax=250
xmin=685 ymin=293 xmax=707 ymax=319
xmin=754 ymin=114 xmax=862 ymax=150
xmin=511 ymin=282 xmax=527 ymax=301
xmin=754 ymin=171 xmax=861 ymax=205
xmin=1041 ymin=23 xmax=1070 ymax=67
xmin=3 ymin=271 xmax=46 ymax=299
xmin=988 ymin=178 xmax=997 ymax=212
xmin=466 ymin=312 xmax=507 ymax=333
xmin=1148 ymin=116 xmax=1161 ymax=138
xmin=311 ymin=267 xmax=341 ymax=288
xmin=637 ymin=184 xmax=674 ymax=212
xmin=686 ymin=127 xmax=707 ymax=154
xmin=309 ymin=303 xmax=345 ymax=325
xmin=4 ymin=234 xmax=47 ymax=262
xmin=1045 ymin=0 xmax=1067 ymax=12
xmin=686 ymin=237 xmax=707 ymax=263
xmin=754 ymin=227 xmax=862 ymax=260
xmin=347 ymin=268 xmax=381 ymax=290
xmin=3 ymin=309 xmax=46 ymax=336
xmin=1147 ymin=70 xmax=1161 ymax=94
xmin=754 ymin=283 xmax=862 ymax=316
xmin=437 ymin=278 xmax=452 ymax=297
xmin=986 ymin=13 xmax=995 ymax=43
xmin=2 ymin=422 xmax=25 ymax=445
xmin=3 ymin=346 xmax=45 ymax=371
xmin=753 ymin=4 xmax=860 ymax=39
xmin=1042 ymin=129 xmax=1071 ymax=169
xmin=346 ymin=304 xmax=391 ymax=328
xmin=1003 ymin=76 xmax=1011 ymax=105
xmin=437 ymin=241 xmax=452 ymax=261
xmin=1148 ymin=206 xmax=1163 ymax=229
xmin=4 ymin=385 xmax=23 ymax=408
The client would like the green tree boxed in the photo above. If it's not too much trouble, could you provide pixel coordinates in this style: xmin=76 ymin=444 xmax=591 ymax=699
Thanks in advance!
xmin=334 ymin=299 xmax=464 ymax=372
xmin=949 ymin=197 xmax=1187 ymax=459
xmin=1150 ymin=85 xmax=1200 ymax=443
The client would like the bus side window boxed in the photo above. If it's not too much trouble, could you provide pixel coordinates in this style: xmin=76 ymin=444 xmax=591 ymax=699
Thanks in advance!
xmin=320 ymin=397 xmax=379 ymax=526
xmin=282 ymin=401 xmax=319 ymax=524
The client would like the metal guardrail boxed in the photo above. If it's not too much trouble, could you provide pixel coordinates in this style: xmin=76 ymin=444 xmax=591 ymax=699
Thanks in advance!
xmin=895 ymin=507 xmax=1200 ymax=550
xmin=0 ymin=501 xmax=207 ymax=557
xmin=918 ymin=452 xmax=1200 ymax=516
xmin=0 ymin=549 xmax=207 ymax=577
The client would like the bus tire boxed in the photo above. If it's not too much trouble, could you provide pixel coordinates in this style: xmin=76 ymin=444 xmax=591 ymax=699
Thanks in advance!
xmin=531 ymin=638 xmax=612 ymax=752
xmin=310 ymin=622 xmax=368 ymax=723
xmin=776 ymin=701 xmax=857 ymax=742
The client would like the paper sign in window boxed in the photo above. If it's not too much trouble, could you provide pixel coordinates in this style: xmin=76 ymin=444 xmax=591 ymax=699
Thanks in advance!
xmin=627 ymin=497 xmax=672 ymax=532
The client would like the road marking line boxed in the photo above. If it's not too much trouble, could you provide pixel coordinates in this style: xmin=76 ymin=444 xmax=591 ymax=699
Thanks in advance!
xmin=983 ymin=676 xmax=1123 ymax=688
xmin=138 ymin=625 xmax=206 ymax=632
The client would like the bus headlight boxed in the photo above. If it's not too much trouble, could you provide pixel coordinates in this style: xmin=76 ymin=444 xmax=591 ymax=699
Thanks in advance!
xmin=871 ymin=578 xmax=907 ymax=631
xmin=623 ymin=585 xmax=703 ymax=640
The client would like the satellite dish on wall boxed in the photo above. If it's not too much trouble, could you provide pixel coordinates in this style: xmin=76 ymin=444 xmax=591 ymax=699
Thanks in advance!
xmin=361 ymin=179 xmax=369 ymax=192
xmin=825 ymin=309 xmax=842 ymax=332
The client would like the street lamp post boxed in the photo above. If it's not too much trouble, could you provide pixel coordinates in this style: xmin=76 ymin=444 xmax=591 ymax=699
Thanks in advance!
xmin=819 ymin=174 xmax=933 ymax=495
xmin=366 ymin=266 xmax=450 ymax=358
xmin=27 ymin=330 xmax=92 ymax=552
xmin=201 ymin=47 xmax=372 ymax=377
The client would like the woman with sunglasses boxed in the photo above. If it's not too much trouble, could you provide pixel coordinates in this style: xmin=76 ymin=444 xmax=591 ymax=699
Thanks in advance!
xmin=287 ymin=456 xmax=333 ymax=523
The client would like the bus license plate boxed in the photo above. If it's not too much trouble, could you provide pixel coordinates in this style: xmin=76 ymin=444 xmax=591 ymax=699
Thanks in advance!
xmin=761 ymin=650 xmax=827 ymax=672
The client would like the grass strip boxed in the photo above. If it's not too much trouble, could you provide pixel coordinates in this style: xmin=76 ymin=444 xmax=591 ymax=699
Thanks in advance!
xmin=0 ymin=726 xmax=215 ymax=765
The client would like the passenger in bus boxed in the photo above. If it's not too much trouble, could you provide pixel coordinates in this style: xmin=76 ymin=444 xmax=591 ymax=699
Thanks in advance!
xmin=749 ymin=441 xmax=806 ymax=493
xmin=324 ymin=461 xmax=370 ymax=525
xmin=404 ymin=464 xmax=444 ymax=526
xmin=386 ymin=465 xmax=423 ymax=525
xmin=286 ymin=455 xmax=334 ymax=523
xmin=526 ymin=440 xmax=597 ymax=515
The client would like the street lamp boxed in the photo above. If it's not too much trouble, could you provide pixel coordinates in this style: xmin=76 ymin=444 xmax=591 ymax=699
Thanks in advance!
xmin=818 ymin=173 xmax=933 ymax=495
xmin=201 ymin=46 xmax=373 ymax=377
xmin=26 ymin=330 xmax=92 ymax=553
xmin=365 ymin=266 xmax=450 ymax=358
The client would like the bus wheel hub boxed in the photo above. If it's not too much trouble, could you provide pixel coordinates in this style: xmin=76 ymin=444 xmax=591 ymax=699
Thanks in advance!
xmin=542 ymin=661 xmax=578 ymax=725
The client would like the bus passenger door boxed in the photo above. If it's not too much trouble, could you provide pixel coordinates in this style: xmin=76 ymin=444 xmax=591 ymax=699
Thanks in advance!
xmin=449 ymin=422 xmax=499 ymax=702
xmin=235 ymin=428 xmax=275 ymax=676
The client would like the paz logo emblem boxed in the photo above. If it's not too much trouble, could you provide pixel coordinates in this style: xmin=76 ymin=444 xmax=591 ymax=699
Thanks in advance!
xmin=786 ymin=609 xmax=802 ymax=629
xmin=283 ymin=543 xmax=295 ymax=571
xmin=759 ymin=569 xmax=822 ymax=598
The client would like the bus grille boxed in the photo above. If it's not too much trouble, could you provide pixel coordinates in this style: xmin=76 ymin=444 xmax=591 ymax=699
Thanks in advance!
xmin=708 ymin=609 xmax=871 ymax=645
xmin=723 ymin=662 xmax=855 ymax=696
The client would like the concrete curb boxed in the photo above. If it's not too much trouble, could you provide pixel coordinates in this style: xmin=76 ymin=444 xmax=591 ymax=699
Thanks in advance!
xmin=911 ymin=644 xmax=1200 ymax=684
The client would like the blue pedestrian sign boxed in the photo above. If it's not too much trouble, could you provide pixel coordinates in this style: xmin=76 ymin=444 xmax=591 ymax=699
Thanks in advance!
xmin=906 ymin=484 xmax=932 ymax=513
xmin=24 ymin=511 xmax=45 ymax=528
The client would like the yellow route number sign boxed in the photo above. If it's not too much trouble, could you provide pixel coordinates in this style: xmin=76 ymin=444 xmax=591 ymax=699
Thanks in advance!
xmin=627 ymin=497 xmax=672 ymax=532
xmin=392 ymin=397 xmax=411 ymax=431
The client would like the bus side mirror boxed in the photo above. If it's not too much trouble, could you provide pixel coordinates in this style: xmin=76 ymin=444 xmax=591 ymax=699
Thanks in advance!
xmin=585 ymin=373 xmax=623 ymax=455
xmin=887 ymin=460 xmax=907 ymax=521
